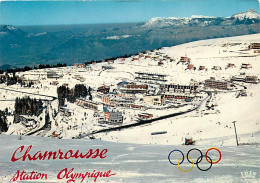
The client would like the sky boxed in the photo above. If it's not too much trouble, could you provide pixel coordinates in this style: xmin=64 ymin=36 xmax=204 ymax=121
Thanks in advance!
xmin=0 ymin=0 xmax=259 ymax=25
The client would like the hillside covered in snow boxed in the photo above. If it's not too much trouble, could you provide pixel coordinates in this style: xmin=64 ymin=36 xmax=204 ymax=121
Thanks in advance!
xmin=0 ymin=33 xmax=259 ymax=148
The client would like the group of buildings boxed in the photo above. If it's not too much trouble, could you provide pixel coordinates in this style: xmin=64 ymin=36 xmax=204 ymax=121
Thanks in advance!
xmin=71 ymin=43 xmax=260 ymax=124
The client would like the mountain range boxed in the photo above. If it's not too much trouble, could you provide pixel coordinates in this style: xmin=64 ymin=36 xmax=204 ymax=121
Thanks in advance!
xmin=142 ymin=9 xmax=260 ymax=28
xmin=0 ymin=9 xmax=259 ymax=68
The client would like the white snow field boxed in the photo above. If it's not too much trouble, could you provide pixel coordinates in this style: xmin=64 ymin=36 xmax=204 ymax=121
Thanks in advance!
xmin=0 ymin=135 xmax=259 ymax=183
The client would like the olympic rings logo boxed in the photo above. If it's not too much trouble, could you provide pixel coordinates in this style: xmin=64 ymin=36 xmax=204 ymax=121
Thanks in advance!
xmin=168 ymin=147 xmax=222 ymax=172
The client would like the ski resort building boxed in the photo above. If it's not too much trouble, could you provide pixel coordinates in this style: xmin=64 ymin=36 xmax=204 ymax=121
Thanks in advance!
xmin=199 ymin=66 xmax=206 ymax=70
xmin=47 ymin=71 xmax=63 ymax=79
xmin=160 ymin=84 xmax=198 ymax=94
xmin=102 ymin=94 xmax=135 ymax=107
xmin=97 ymin=85 xmax=110 ymax=94
xmin=179 ymin=57 xmax=190 ymax=63
xmin=119 ymin=83 xmax=148 ymax=94
xmin=205 ymin=78 xmax=230 ymax=90
xmin=245 ymin=76 xmax=258 ymax=83
xmin=76 ymin=99 xmax=103 ymax=111
xmin=135 ymin=72 xmax=167 ymax=83
xmin=102 ymin=107 xmax=123 ymax=124
xmin=227 ymin=63 xmax=235 ymax=68
xmin=241 ymin=63 xmax=252 ymax=69
xmin=212 ymin=66 xmax=222 ymax=70
xmin=143 ymin=95 xmax=165 ymax=106
xmin=231 ymin=75 xmax=258 ymax=83
xmin=163 ymin=93 xmax=196 ymax=101
xmin=138 ymin=113 xmax=153 ymax=119
xmin=158 ymin=61 xmax=164 ymax=66
xmin=249 ymin=43 xmax=260 ymax=49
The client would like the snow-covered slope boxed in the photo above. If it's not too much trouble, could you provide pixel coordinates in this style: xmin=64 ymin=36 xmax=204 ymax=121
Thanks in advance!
xmin=0 ymin=135 xmax=259 ymax=183
xmin=231 ymin=9 xmax=260 ymax=20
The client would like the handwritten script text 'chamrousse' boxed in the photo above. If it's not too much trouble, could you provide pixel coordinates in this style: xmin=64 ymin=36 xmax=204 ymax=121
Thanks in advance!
xmin=11 ymin=145 xmax=108 ymax=162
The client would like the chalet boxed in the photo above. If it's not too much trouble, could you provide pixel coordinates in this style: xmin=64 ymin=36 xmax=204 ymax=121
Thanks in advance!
xmin=145 ymin=55 xmax=151 ymax=59
xmin=78 ymin=64 xmax=85 ymax=68
xmin=241 ymin=63 xmax=252 ymax=69
xmin=138 ymin=113 xmax=153 ymax=119
xmin=163 ymin=55 xmax=168 ymax=59
xmin=187 ymin=64 xmax=194 ymax=70
xmin=97 ymin=85 xmax=110 ymax=94
xmin=132 ymin=57 xmax=139 ymax=61
xmin=185 ymin=138 xmax=195 ymax=145
xmin=51 ymin=81 xmax=59 ymax=85
xmin=76 ymin=99 xmax=103 ymax=111
xmin=108 ymin=60 xmax=114 ymax=64
xmin=249 ymin=43 xmax=260 ymax=49
xmin=121 ymin=58 xmax=125 ymax=61
xmin=158 ymin=61 xmax=164 ymax=66
xmin=212 ymin=66 xmax=222 ymax=70
xmin=179 ymin=57 xmax=190 ymax=63
xmin=139 ymin=53 xmax=144 ymax=57
xmin=199 ymin=66 xmax=206 ymax=70
xmin=227 ymin=63 xmax=235 ymax=68
xmin=205 ymin=78 xmax=230 ymax=90
xmin=154 ymin=56 xmax=160 ymax=60
xmin=143 ymin=95 xmax=164 ymax=106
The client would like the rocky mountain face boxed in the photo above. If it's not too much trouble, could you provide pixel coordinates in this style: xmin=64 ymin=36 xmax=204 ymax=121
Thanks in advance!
xmin=0 ymin=9 xmax=259 ymax=67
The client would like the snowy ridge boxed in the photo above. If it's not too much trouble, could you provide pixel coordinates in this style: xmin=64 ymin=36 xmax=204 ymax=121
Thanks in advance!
xmin=143 ymin=9 xmax=260 ymax=28
xmin=231 ymin=9 xmax=260 ymax=20
xmin=143 ymin=16 xmax=214 ymax=27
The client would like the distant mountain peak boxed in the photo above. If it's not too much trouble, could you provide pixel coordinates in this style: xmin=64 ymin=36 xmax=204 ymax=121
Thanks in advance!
xmin=231 ymin=9 xmax=260 ymax=20
xmin=0 ymin=25 xmax=18 ymax=31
